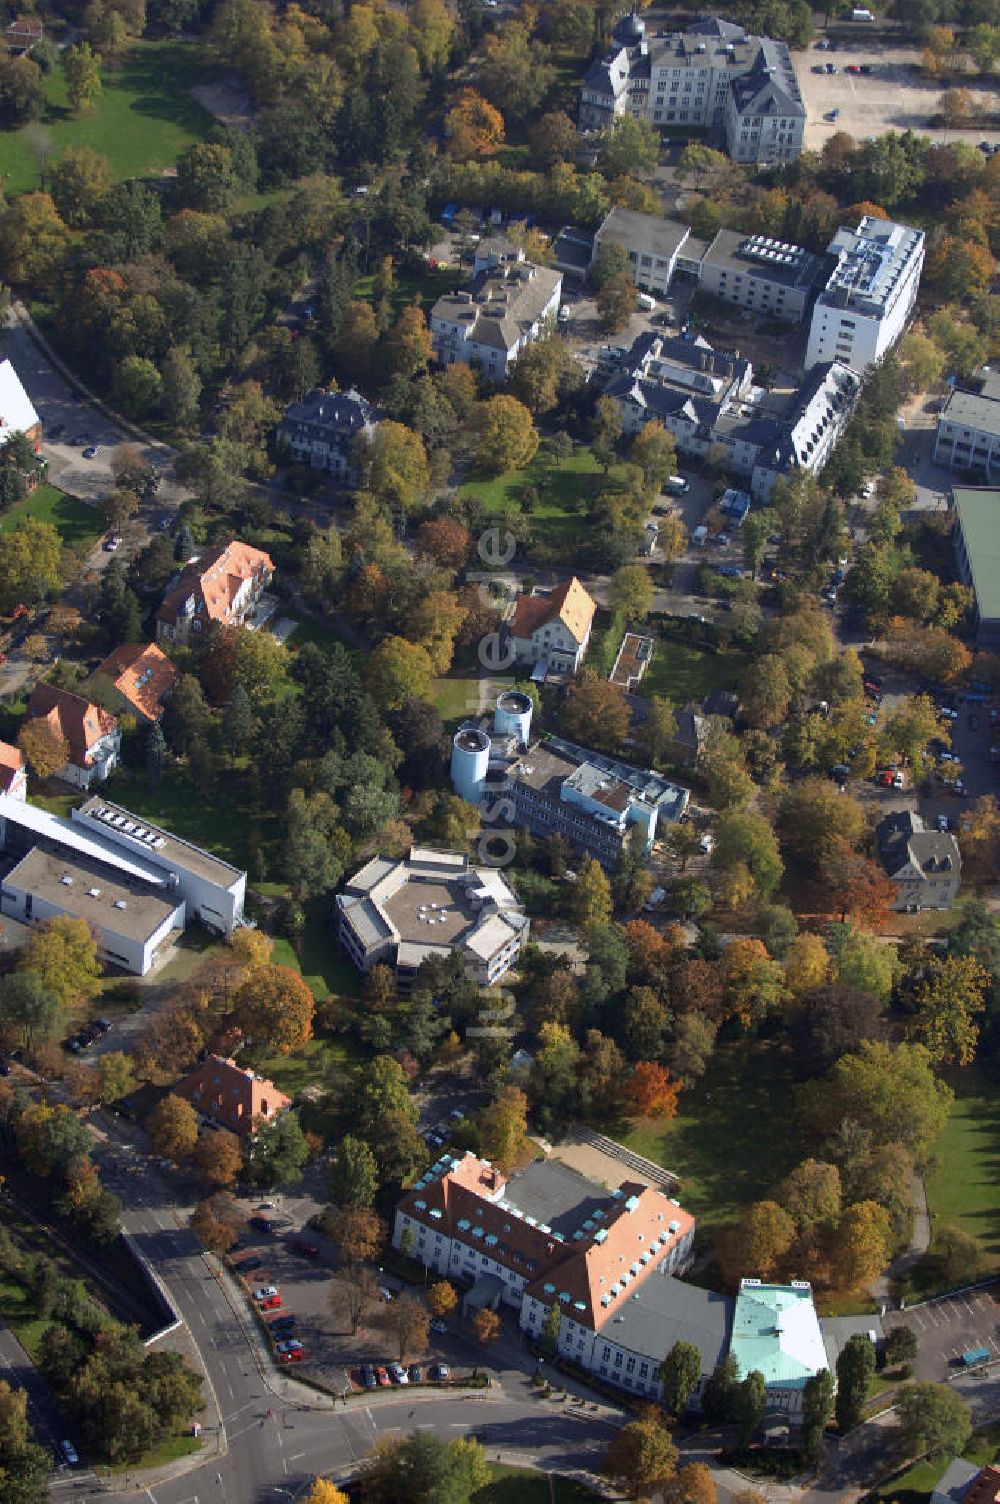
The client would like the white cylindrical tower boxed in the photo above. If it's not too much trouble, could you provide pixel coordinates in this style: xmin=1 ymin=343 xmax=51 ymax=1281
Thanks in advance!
xmin=450 ymin=727 xmax=491 ymax=804
xmin=494 ymin=690 xmax=533 ymax=749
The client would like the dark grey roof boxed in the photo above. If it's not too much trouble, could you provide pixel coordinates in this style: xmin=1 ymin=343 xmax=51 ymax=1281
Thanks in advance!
xmin=876 ymin=810 xmax=961 ymax=879
xmin=673 ymin=706 xmax=704 ymax=753
xmin=703 ymin=689 xmax=738 ymax=719
xmin=931 ymin=1459 xmax=982 ymax=1504
xmin=503 ymin=1159 xmax=616 ymax=1240
xmin=602 ymin=1275 xmax=732 ymax=1372
xmin=685 ymin=16 xmax=746 ymax=40
xmin=278 ymin=387 xmax=376 ymax=442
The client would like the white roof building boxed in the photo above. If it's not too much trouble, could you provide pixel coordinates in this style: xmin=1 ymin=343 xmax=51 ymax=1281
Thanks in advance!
xmin=0 ymin=358 xmax=41 ymax=445
xmin=730 ymin=1280 xmax=828 ymax=1415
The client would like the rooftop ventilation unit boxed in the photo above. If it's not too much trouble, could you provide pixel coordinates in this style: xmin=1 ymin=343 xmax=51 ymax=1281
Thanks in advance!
xmin=113 ymin=899 xmax=127 ymax=910
xmin=87 ymin=887 xmax=100 ymax=898
xmin=60 ymin=874 xmax=73 ymax=885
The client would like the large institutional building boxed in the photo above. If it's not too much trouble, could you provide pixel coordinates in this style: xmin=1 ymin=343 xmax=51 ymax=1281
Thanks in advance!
xmin=393 ymin=1150 xmax=831 ymax=1411
xmin=336 ymin=848 xmax=528 ymax=990
xmin=429 ymin=243 xmax=562 ymax=383
xmin=580 ymin=14 xmax=805 ymax=167
xmin=0 ymin=793 xmax=247 ymax=974
xmin=804 ymin=217 xmax=926 ymax=372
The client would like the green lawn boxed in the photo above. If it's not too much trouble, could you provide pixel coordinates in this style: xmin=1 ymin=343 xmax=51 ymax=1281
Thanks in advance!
xmin=285 ymin=613 xmax=361 ymax=659
xmin=103 ymin=764 xmax=281 ymax=874
xmin=460 ymin=449 xmax=624 ymax=550
xmin=106 ymin=1433 xmax=202 ymax=1473
xmin=0 ymin=483 xmax=102 ymax=549
xmin=620 ymin=1041 xmax=800 ymax=1228
xmin=432 ymin=674 xmax=482 ymax=724
xmin=0 ymin=1274 xmax=59 ymax=1361
xmin=0 ymin=41 xmax=213 ymax=195
xmin=272 ymin=909 xmax=363 ymax=1000
xmin=925 ymin=1065 xmax=1000 ymax=1254
xmin=641 ymin=638 xmax=749 ymax=707
xmin=255 ymin=1032 xmax=365 ymax=1098
xmin=354 ymin=263 xmax=458 ymax=318
xmin=474 ymin=1465 xmax=602 ymax=1502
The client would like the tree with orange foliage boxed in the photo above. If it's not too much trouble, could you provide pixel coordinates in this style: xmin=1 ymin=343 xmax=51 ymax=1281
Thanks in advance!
xmin=820 ymin=840 xmax=897 ymax=928
xmin=413 ymin=517 xmax=471 ymax=572
xmin=925 ymin=235 xmax=995 ymax=299
xmin=846 ymin=201 xmax=889 ymax=222
xmin=232 ymin=962 xmax=314 ymax=1055
xmin=669 ymin=955 xmax=726 ymax=1023
xmin=628 ymin=1062 xmax=682 ymax=1120
xmin=444 ymin=89 xmax=505 ymax=159
xmin=622 ymin=919 xmax=673 ymax=986
xmin=472 ymin=1307 xmax=501 ymax=1344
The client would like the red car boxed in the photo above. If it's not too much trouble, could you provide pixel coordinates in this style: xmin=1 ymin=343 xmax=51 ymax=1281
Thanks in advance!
xmin=375 ymin=1366 xmax=391 ymax=1387
xmin=260 ymin=1295 xmax=283 ymax=1310
xmin=846 ymin=63 xmax=861 ymax=72
xmin=290 ymin=1239 xmax=319 ymax=1260
xmin=279 ymin=1349 xmax=305 ymax=1364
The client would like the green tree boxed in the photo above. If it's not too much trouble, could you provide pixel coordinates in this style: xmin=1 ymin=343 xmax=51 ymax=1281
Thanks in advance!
xmin=570 ymin=856 xmax=613 ymax=928
xmin=329 ymin=1136 xmax=379 ymax=1209
xmin=363 ymin=421 xmax=430 ymax=512
xmin=897 ymin=1382 xmax=971 ymax=1459
xmin=802 ymin=1368 xmax=835 ymax=1459
xmin=364 ymin=636 xmax=434 ymax=710
xmin=541 ymin=1301 xmax=562 ymax=1357
xmin=246 ymin=1111 xmax=310 ymax=1188
xmin=597 ymin=272 xmax=635 ymax=333
xmin=145 ymin=721 xmax=166 ymax=789
xmin=609 ymin=564 xmax=653 ymax=620
xmin=112 ymin=355 xmax=162 ymax=418
xmin=598 ymin=114 xmax=660 ymax=176
xmin=476 ymin=394 xmax=538 ymax=473
xmin=0 ymin=973 xmax=61 ymax=1053
xmin=0 ymin=54 xmax=45 ymax=128
xmin=17 ymin=917 xmax=99 ymax=1009
xmin=741 ymin=654 xmax=791 ymax=731
xmin=835 ymin=1333 xmax=875 ymax=1432
xmin=659 ymin=1340 xmax=702 ymax=1418
xmin=778 ymin=1160 xmax=841 ymax=1232
xmin=714 ymin=810 xmax=783 ymax=899
xmin=734 ymin=1370 xmax=766 ymax=1449
xmin=48 ymin=147 xmax=112 ymax=227
xmin=160 ymin=346 xmax=202 ymax=428
xmin=904 ymin=954 xmax=989 ymax=1066
xmin=146 ymin=1094 xmax=199 ymax=1165
xmin=64 ymin=42 xmax=101 ymax=112
xmin=816 ymin=1041 xmax=953 ymax=1164
xmin=222 ymin=683 xmax=256 ymax=759
xmin=0 ymin=1376 xmax=50 ymax=1503
xmin=174 ymin=142 xmax=237 ymax=212
xmin=0 ymin=518 xmax=62 ymax=610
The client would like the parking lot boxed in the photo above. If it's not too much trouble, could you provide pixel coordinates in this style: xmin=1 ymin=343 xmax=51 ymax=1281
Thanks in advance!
xmin=229 ymin=1216 xmax=470 ymax=1397
xmin=884 ymin=1283 xmax=1000 ymax=1380
xmin=798 ymin=42 xmax=1000 ymax=150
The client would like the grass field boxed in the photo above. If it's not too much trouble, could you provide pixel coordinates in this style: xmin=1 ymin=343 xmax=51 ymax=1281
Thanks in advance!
xmin=641 ymin=638 xmax=749 ymax=706
xmin=473 ymin=1465 xmax=602 ymax=1502
xmin=925 ymin=1066 xmax=1000 ymax=1254
xmin=0 ymin=41 xmax=212 ymax=195
xmin=272 ymin=913 xmax=362 ymax=1000
xmin=460 ymin=449 xmax=622 ymax=550
xmin=620 ymin=1041 xmax=800 ymax=1228
xmin=104 ymin=765 xmax=281 ymax=873
xmin=354 ymin=263 xmax=458 ymax=318
xmin=0 ymin=483 xmax=102 ymax=549
xmin=432 ymin=674 xmax=481 ymax=724
xmin=0 ymin=1274 xmax=59 ymax=1360
xmin=255 ymin=1031 xmax=365 ymax=1098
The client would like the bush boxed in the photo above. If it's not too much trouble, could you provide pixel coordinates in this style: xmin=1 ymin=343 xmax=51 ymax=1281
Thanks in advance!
xmin=102 ymin=979 xmax=144 ymax=1012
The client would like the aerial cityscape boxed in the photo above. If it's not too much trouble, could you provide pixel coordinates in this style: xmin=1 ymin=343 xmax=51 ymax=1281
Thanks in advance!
xmin=0 ymin=0 xmax=996 ymax=1501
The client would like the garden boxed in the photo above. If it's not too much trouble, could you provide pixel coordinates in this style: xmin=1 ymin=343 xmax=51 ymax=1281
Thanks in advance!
xmin=640 ymin=636 xmax=749 ymax=707
xmin=925 ymin=1065 xmax=1000 ymax=1256
xmin=460 ymin=447 xmax=628 ymax=553
xmin=0 ymin=482 xmax=102 ymax=550
xmin=0 ymin=40 xmax=213 ymax=195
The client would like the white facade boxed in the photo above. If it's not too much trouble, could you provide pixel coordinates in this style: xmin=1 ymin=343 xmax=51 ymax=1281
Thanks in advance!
xmin=805 ymin=217 xmax=925 ymax=372
xmin=430 ymin=253 xmax=562 ymax=382
xmin=61 ymin=728 xmax=120 ymax=790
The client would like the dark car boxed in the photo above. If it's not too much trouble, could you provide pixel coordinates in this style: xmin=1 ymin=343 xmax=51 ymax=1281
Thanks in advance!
xmin=271 ymin=1316 xmax=296 ymax=1333
xmin=250 ymin=1216 xmax=274 ymax=1234
xmin=407 ymin=1365 xmax=422 ymax=1383
xmin=290 ymin=1238 xmax=319 ymax=1260
xmin=82 ymin=445 xmax=101 ymax=460
xmin=233 ymin=1256 xmax=263 ymax=1272
xmin=859 ymin=62 xmax=874 ymax=73
xmin=359 ymin=1365 xmax=377 ymax=1390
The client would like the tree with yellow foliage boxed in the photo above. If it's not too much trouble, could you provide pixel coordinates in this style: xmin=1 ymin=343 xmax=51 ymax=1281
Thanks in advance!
xmin=302 ymin=1480 xmax=349 ymax=1504
xmin=444 ymin=88 xmax=505 ymax=160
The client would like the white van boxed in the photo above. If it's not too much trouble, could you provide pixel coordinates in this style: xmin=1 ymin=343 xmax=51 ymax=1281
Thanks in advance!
xmin=637 ymin=292 xmax=657 ymax=312
xmin=666 ymin=475 xmax=690 ymax=494
xmin=852 ymin=7 xmax=873 ymax=18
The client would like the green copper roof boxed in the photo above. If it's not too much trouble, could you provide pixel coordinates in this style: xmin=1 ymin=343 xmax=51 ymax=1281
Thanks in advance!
xmin=730 ymin=1281 xmax=827 ymax=1390
xmin=953 ymin=487 xmax=1000 ymax=625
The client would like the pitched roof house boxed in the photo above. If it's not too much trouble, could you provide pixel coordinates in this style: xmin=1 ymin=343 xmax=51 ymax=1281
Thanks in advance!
xmin=174 ymin=1054 xmax=292 ymax=1135
xmin=430 ymin=248 xmax=563 ymax=382
xmin=276 ymin=387 xmax=378 ymax=483
xmin=932 ymin=1462 xmax=998 ymax=1504
xmin=24 ymin=684 xmax=119 ymax=789
xmin=0 ymin=741 xmax=27 ymax=800
xmin=156 ymin=539 xmax=274 ymax=647
xmin=876 ymin=810 xmax=962 ymax=911
xmin=5 ymin=16 xmax=43 ymax=52
xmin=92 ymin=642 xmax=179 ymax=723
xmin=507 ymin=577 xmax=597 ymax=675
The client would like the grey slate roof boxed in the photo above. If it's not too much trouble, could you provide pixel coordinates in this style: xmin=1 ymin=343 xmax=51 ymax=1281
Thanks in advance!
xmin=602 ymin=1274 xmax=732 ymax=1373
xmin=876 ymin=810 xmax=961 ymax=880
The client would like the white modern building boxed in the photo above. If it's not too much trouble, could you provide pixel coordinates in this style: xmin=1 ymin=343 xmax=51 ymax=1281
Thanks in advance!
xmin=592 ymin=208 xmax=692 ymax=296
xmin=805 ymin=217 xmax=925 ymax=372
xmin=697 ymin=229 xmax=823 ymax=324
xmin=934 ymin=372 xmax=1000 ymax=482
xmin=580 ymin=15 xmax=805 ymax=167
xmin=0 ymin=792 xmax=247 ymax=974
xmin=729 ymin=1279 xmax=828 ymax=1416
xmin=429 ymin=247 xmax=562 ymax=382
xmin=336 ymin=848 xmax=528 ymax=990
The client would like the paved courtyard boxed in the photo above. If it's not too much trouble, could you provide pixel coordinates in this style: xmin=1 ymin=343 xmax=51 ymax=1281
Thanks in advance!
xmin=799 ymin=42 xmax=1000 ymax=150
xmin=883 ymin=1282 xmax=1000 ymax=1380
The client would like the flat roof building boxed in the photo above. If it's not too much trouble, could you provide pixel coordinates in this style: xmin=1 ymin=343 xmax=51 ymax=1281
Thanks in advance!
xmin=337 ymin=848 xmax=528 ymax=990
xmin=592 ymin=208 xmax=691 ymax=297
xmin=805 ymin=216 xmax=925 ymax=373
xmin=0 ymin=792 xmax=247 ymax=971
xmin=698 ymin=228 xmax=823 ymax=324
xmin=952 ymin=485 xmax=1000 ymax=642
xmin=935 ymin=374 xmax=1000 ymax=483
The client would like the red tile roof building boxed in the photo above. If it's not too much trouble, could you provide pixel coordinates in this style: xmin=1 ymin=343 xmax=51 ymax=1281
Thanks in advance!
xmin=93 ymin=642 xmax=179 ymax=723
xmin=965 ymin=1467 xmax=1000 ymax=1504
xmin=24 ymin=684 xmax=120 ymax=789
xmin=507 ymin=577 xmax=596 ymax=675
xmin=156 ymin=539 xmax=274 ymax=647
xmin=174 ymin=1054 xmax=292 ymax=1136
xmin=0 ymin=741 xmax=27 ymax=800
xmin=395 ymin=1151 xmax=695 ymax=1396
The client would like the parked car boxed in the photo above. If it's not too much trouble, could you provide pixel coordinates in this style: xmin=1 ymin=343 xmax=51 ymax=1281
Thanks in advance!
xmin=388 ymin=1363 xmax=409 ymax=1384
xmin=859 ymin=62 xmax=874 ymax=72
xmin=825 ymin=62 xmax=838 ymax=72
xmin=276 ymin=1339 xmax=303 ymax=1355
xmin=233 ymin=1256 xmax=262 ymax=1272
xmin=824 ymin=108 xmax=841 ymax=121
xmin=407 ymin=1365 xmax=422 ymax=1383
xmin=375 ymin=1366 xmax=391 ymax=1387
xmin=82 ymin=445 xmax=101 ymax=459
xmin=846 ymin=63 xmax=861 ymax=72
xmin=427 ymin=1363 xmax=450 ymax=1382
xmin=250 ymin=1216 xmax=274 ymax=1234
xmin=378 ymin=1286 xmax=395 ymax=1302
xmin=260 ymin=1295 xmax=283 ymax=1309
xmin=430 ymin=1319 xmax=449 ymax=1334
xmin=59 ymin=1440 xmax=80 ymax=1467
xmin=359 ymin=1365 xmax=377 ymax=1390
xmin=280 ymin=1348 xmax=304 ymax=1363
xmin=253 ymin=1286 xmax=278 ymax=1301
xmin=290 ymin=1238 xmax=319 ymax=1259
xmin=811 ymin=62 xmax=825 ymax=71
